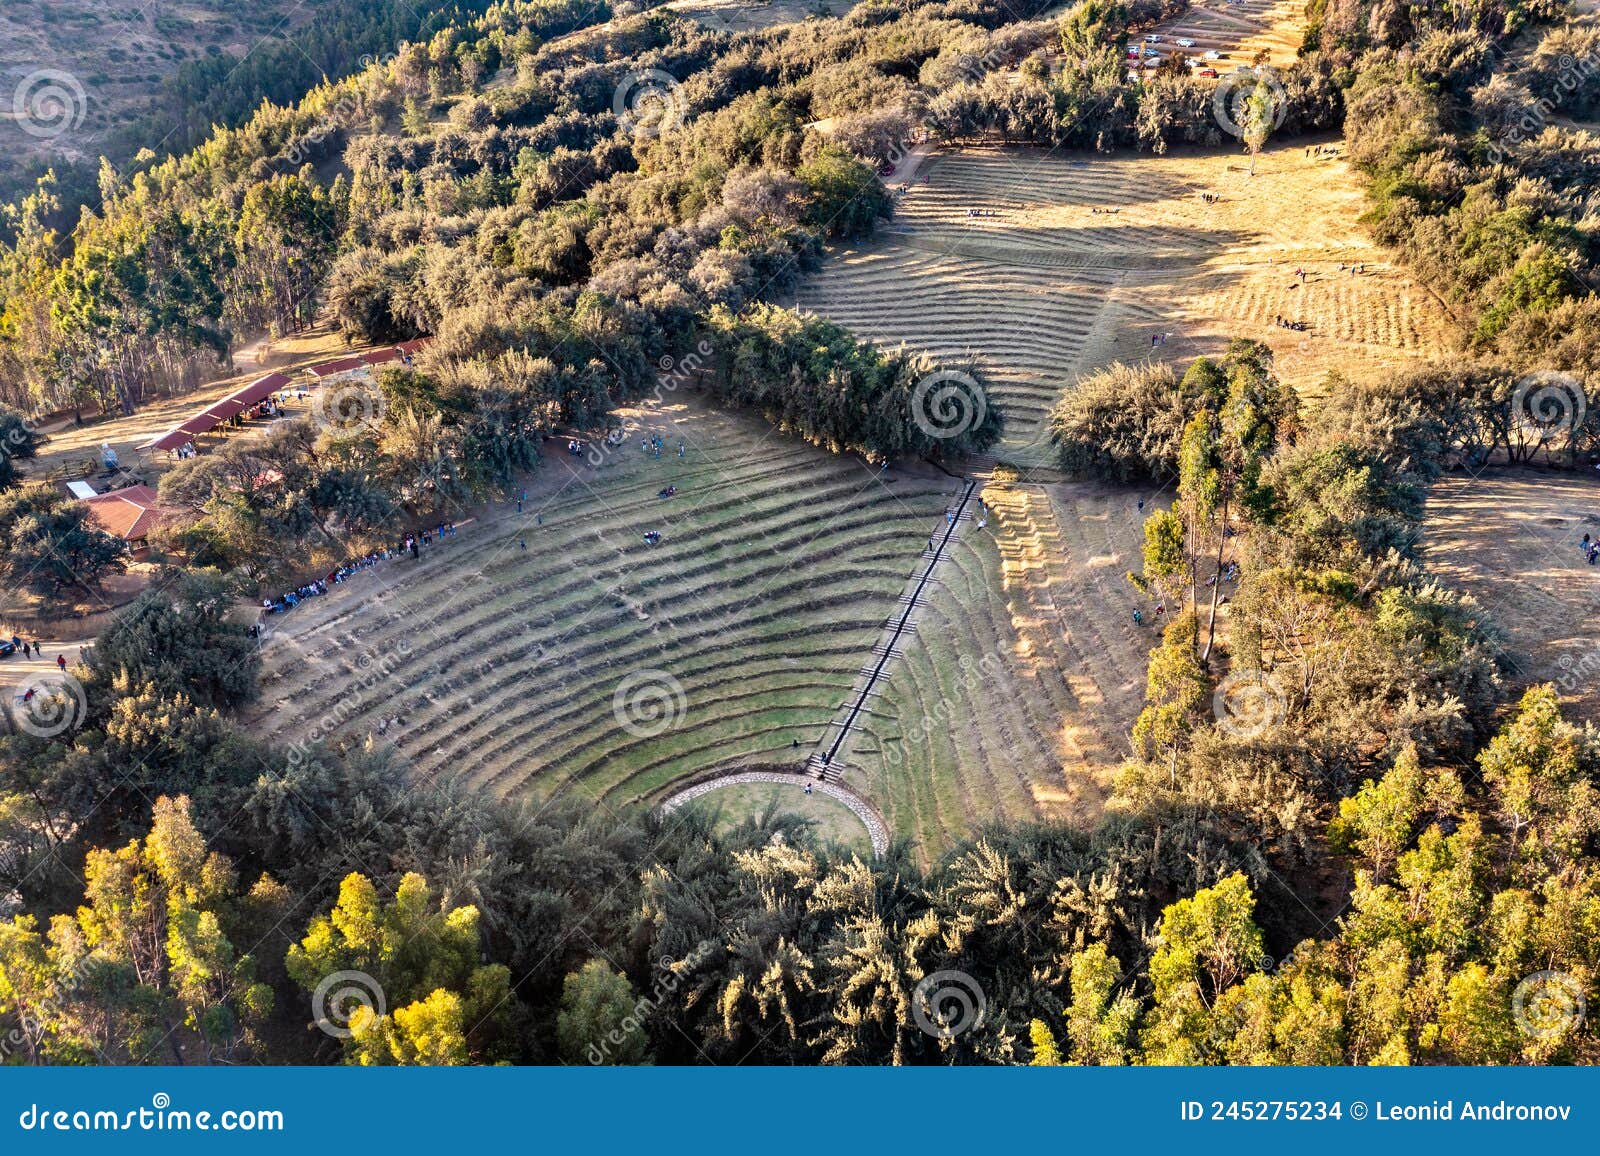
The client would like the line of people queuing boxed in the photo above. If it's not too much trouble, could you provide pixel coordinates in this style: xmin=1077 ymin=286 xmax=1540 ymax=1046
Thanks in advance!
xmin=257 ymin=521 xmax=462 ymax=620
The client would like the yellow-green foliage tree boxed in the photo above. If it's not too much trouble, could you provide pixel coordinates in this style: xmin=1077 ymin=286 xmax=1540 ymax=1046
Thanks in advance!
xmin=0 ymin=795 xmax=278 ymax=1064
xmin=286 ymin=871 xmax=513 ymax=1065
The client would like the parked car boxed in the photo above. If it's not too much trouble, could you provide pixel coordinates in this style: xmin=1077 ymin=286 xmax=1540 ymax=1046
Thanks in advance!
xmin=1204 ymin=49 xmax=1222 ymax=59
xmin=0 ymin=639 xmax=16 ymax=659
xmin=1143 ymin=33 xmax=1161 ymax=42
xmin=1177 ymin=37 xmax=1196 ymax=47
xmin=1197 ymin=67 xmax=1219 ymax=77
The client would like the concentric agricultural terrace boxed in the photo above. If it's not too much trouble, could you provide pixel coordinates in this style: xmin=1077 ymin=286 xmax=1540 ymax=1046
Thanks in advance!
xmin=794 ymin=143 xmax=1451 ymax=467
xmin=847 ymin=478 xmax=1160 ymax=854
xmin=248 ymin=400 xmax=955 ymax=813
xmin=1147 ymin=0 xmax=1307 ymax=69
xmin=781 ymin=137 xmax=1454 ymax=856
xmin=256 ymin=139 xmax=1455 ymax=862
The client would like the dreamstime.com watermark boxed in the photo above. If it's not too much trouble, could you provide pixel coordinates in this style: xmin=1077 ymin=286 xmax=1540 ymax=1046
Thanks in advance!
xmin=17 ymin=1094 xmax=283 ymax=1133
xmin=911 ymin=370 xmax=988 ymax=442
xmin=312 ymin=970 xmax=387 ymax=1039
xmin=12 ymin=69 xmax=87 ymax=140
xmin=1487 ymin=51 xmax=1600 ymax=163
xmin=284 ymin=639 xmax=414 ymax=765
xmin=886 ymin=650 xmax=1006 ymax=766
xmin=1212 ymin=668 xmax=1288 ymax=740
xmin=586 ymin=949 xmax=711 ymax=1064
xmin=911 ymin=969 xmax=986 ymax=1040
xmin=1212 ymin=67 xmax=1287 ymax=140
xmin=1512 ymin=970 xmax=1586 ymax=1042
xmin=6 ymin=670 xmax=88 ymax=739
xmin=1512 ymin=370 xmax=1587 ymax=439
xmin=284 ymin=53 xmax=396 ymax=166
xmin=612 ymin=668 xmax=688 ymax=739
xmin=613 ymin=69 xmax=683 ymax=139
xmin=1 ymin=413 xmax=37 ymax=467
xmin=586 ymin=340 xmax=713 ymax=468
xmin=311 ymin=376 xmax=388 ymax=435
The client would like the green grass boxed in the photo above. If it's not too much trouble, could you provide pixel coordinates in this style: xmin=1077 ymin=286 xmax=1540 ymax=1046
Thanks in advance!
xmin=684 ymin=782 xmax=873 ymax=856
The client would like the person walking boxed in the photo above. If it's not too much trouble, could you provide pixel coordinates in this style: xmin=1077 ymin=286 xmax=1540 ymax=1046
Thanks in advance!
xmin=56 ymin=654 xmax=66 ymax=672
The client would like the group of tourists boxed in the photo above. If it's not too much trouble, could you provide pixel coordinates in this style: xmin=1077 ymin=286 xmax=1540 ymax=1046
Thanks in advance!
xmin=966 ymin=208 xmax=1000 ymax=217
xmin=1090 ymin=206 xmax=1122 ymax=215
xmin=262 ymin=579 xmax=330 ymax=615
xmin=1274 ymin=315 xmax=1309 ymax=331
xmin=638 ymin=433 xmax=684 ymax=460
xmin=1581 ymin=534 xmax=1599 ymax=565
xmin=255 ymin=519 xmax=465 ymax=625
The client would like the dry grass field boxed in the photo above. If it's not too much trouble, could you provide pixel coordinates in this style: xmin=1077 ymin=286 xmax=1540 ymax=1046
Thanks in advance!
xmin=664 ymin=0 xmax=847 ymax=32
xmin=1423 ymin=469 xmax=1600 ymax=722
xmin=787 ymin=123 xmax=1446 ymax=858
xmin=246 ymin=398 xmax=957 ymax=812
xmin=795 ymin=143 xmax=1453 ymax=468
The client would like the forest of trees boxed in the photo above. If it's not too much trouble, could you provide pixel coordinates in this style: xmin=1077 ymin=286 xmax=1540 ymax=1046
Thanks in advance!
xmin=0 ymin=0 xmax=1598 ymax=1066
xmin=1 ymin=0 xmax=511 ymax=234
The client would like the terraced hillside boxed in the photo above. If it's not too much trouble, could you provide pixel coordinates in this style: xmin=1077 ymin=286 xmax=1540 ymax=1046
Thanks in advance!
xmin=846 ymin=478 xmax=1166 ymax=859
xmin=1148 ymin=0 xmax=1307 ymax=68
xmin=795 ymin=144 xmax=1453 ymax=467
xmin=247 ymin=399 xmax=957 ymax=810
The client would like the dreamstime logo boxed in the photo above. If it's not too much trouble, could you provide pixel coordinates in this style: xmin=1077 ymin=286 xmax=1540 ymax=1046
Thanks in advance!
xmin=311 ymin=379 xmax=387 ymax=435
xmin=612 ymin=669 xmax=688 ymax=738
xmin=886 ymin=650 xmax=1006 ymax=766
xmin=1512 ymin=370 xmax=1586 ymax=438
xmin=911 ymin=970 xmax=986 ymax=1040
xmin=311 ymin=970 xmax=386 ymax=1039
xmin=13 ymin=69 xmax=87 ymax=140
xmin=1512 ymin=970 xmax=1586 ymax=1041
xmin=613 ymin=69 xmax=683 ymax=139
xmin=284 ymin=53 xmax=396 ymax=166
xmin=1212 ymin=668 xmax=1287 ymax=739
xmin=9 ymin=670 xmax=87 ymax=739
xmin=1212 ymin=67 xmax=1287 ymax=140
xmin=586 ymin=340 xmax=712 ymax=468
xmin=911 ymin=370 xmax=987 ymax=441
xmin=1486 ymin=51 xmax=1600 ymax=163
xmin=282 ymin=638 xmax=413 ymax=767
xmin=585 ymin=949 xmax=710 ymax=1064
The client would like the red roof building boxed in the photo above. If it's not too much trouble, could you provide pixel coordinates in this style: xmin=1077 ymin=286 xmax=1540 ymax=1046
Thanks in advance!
xmin=83 ymin=485 xmax=166 ymax=547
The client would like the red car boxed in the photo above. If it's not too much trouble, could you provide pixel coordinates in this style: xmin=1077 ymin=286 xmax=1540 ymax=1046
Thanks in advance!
xmin=1197 ymin=67 xmax=1218 ymax=77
